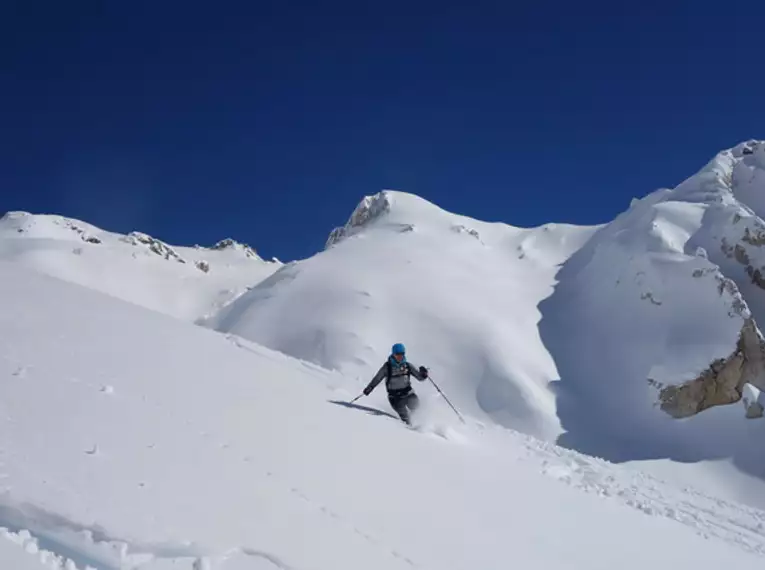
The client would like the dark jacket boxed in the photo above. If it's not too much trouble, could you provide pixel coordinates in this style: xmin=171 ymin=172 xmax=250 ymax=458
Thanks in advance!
xmin=365 ymin=358 xmax=426 ymax=394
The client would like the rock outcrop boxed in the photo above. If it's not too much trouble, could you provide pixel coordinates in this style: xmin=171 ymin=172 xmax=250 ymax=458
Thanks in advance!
xmin=658 ymin=319 xmax=765 ymax=418
xmin=121 ymin=232 xmax=185 ymax=263
xmin=452 ymin=224 xmax=482 ymax=242
xmin=210 ymin=238 xmax=260 ymax=259
xmin=326 ymin=191 xmax=392 ymax=248
xmin=721 ymin=231 xmax=765 ymax=291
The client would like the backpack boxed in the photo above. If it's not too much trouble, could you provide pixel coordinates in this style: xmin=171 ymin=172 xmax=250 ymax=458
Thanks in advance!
xmin=386 ymin=360 xmax=411 ymax=388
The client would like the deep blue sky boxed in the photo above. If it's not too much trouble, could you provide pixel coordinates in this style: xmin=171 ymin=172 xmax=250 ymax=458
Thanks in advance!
xmin=2 ymin=1 xmax=763 ymax=261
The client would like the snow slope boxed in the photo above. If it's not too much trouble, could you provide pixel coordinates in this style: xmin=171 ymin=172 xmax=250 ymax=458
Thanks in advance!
xmin=204 ymin=144 xmax=765 ymax=510
xmin=0 ymin=211 xmax=280 ymax=322
xmin=2 ymin=261 xmax=765 ymax=569
xmin=207 ymin=191 xmax=597 ymax=441
xmin=8 ymin=140 xmax=765 ymax=548
xmin=539 ymin=140 xmax=765 ymax=505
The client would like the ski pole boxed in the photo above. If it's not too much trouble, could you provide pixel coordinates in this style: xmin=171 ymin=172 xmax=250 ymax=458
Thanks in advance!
xmin=349 ymin=394 xmax=363 ymax=404
xmin=427 ymin=375 xmax=465 ymax=424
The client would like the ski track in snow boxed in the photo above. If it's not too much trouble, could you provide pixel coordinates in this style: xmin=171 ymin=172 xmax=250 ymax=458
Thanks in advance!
xmin=511 ymin=431 xmax=765 ymax=556
xmin=0 ymin=371 xmax=288 ymax=570
xmin=5 ymin=419 xmax=765 ymax=570
xmin=1 ymin=342 xmax=764 ymax=568
xmin=0 ymin=357 xmax=420 ymax=570
xmin=0 ymin=453 xmax=419 ymax=570
xmin=4 ymin=339 xmax=765 ymax=568
xmin=194 ymin=400 xmax=424 ymax=569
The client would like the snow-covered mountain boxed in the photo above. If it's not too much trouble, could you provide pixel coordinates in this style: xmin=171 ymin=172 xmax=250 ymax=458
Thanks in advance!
xmin=1 ymin=261 xmax=764 ymax=570
xmin=6 ymin=140 xmax=765 ymax=568
xmin=0 ymin=211 xmax=281 ymax=322
xmin=204 ymin=141 xmax=765 ymax=507
xmin=538 ymin=141 xmax=765 ymax=499
xmin=206 ymin=191 xmax=597 ymax=441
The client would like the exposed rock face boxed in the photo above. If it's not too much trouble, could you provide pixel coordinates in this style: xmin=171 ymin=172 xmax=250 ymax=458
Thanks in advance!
xmin=58 ymin=219 xmax=102 ymax=244
xmin=452 ymin=224 xmax=482 ymax=242
xmin=714 ymin=272 xmax=750 ymax=318
xmin=210 ymin=238 xmax=260 ymax=259
xmin=743 ymin=226 xmax=765 ymax=247
xmin=721 ymin=234 xmax=765 ymax=291
xmin=326 ymin=192 xmax=392 ymax=248
xmin=746 ymin=266 xmax=765 ymax=290
xmin=659 ymin=319 xmax=765 ymax=418
xmin=122 ymin=232 xmax=186 ymax=263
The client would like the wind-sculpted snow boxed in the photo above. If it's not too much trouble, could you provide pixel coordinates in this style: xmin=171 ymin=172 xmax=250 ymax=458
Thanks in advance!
xmin=538 ymin=141 xmax=765 ymax=506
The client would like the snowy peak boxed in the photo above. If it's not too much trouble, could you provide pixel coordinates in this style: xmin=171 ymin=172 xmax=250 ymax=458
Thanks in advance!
xmin=1 ymin=211 xmax=270 ymax=266
xmin=670 ymin=140 xmax=765 ymax=212
xmin=208 ymin=237 xmax=261 ymax=260
xmin=731 ymin=139 xmax=763 ymax=159
xmin=1 ymin=211 xmax=106 ymax=244
xmin=122 ymin=231 xmax=187 ymax=264
xmin=211 ymin=189 xmax=598 ymax=441
xmin=0 ymin=211 xmax=280 ymax=322
xmin=730 ymin=141 xmax=765 ymax=219
xmin=325 ymin=190 xmax=483 ymax=248
xmin=326 ymin=190 xmax=395 ymax=247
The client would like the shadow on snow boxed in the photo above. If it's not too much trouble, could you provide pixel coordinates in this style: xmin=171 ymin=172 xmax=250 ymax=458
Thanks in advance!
xmin=536 ymin=226 xmax=765 ymax=490
xmin=328 ymin=399 xmax=399 ymax=421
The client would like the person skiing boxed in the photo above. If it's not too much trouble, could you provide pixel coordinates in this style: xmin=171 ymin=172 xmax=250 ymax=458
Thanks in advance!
xmin=363 ymin=343 xmax=429 ymax=424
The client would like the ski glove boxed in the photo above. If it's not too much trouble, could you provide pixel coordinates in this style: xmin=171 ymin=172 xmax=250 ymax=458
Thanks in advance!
xmin=419 ymin=366 xmax=429 ymax=379
xmin=363 ymin=385 xmax=373 ymax=396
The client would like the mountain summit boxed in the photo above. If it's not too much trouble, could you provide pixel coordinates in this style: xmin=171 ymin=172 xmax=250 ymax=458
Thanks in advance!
xmin=209 ymin=189 xmax=597 ymax=441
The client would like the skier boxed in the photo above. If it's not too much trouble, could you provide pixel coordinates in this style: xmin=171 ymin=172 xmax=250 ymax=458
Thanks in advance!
xmin=363 ymin=343 xmax=429 ymax=424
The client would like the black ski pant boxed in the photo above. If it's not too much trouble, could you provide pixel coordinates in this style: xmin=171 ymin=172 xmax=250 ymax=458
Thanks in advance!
xmin=388 ymin=388 xmax=419 ymax=424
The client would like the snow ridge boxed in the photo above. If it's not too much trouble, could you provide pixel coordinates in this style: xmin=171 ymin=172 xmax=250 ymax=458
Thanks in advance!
xmin=121 ymin=232 xmax=186 ymax=264
xmin=0 ymin=211 xmax=281 ymax=322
